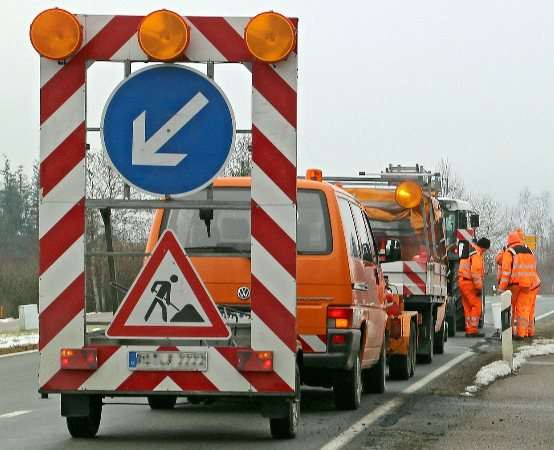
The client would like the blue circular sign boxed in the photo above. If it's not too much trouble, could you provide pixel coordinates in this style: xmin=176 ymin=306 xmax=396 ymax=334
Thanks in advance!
xmin=101 ymin=64 xmax=235 ymax=196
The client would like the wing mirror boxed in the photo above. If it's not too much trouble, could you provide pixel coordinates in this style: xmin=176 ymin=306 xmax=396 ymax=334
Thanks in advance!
xmin=384 ymin=239 xmax=402 ymax=262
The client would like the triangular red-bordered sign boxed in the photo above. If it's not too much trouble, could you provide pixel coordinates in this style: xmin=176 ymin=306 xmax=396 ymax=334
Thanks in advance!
xmin=106 ymin=230 xmax=231 ymax=340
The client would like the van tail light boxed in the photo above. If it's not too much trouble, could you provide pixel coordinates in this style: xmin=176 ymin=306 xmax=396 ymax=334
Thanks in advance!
xmin=236 ymin=350 xmax=273 ymax=372
xmin=60 ymin=348 xmax=98 ymax=370
xmin=327 ymin=307 xmax=353 ymax=329
xmin=389 ymin=318 xmax=402 ymax=338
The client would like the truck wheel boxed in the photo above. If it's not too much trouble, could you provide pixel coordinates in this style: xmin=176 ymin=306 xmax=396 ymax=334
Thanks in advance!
xmin=451 ymin=263 xmax=465 ymax=332
xmin=66 ymin=396 xmax=102 ymax=438
xmin=417 ymin=311 xmax=434 ymax=364
xmin=334 ymin=353 xmax=363 ymax=410
xmin=434 ymin=319 xmax=446 ymax=355
xmin=447 ymin=304 xmax=457 ymax=337
xmin=362 ymin=342 xmax=386 ymax=394
xmin=270 ymin=363 xmax=300 ymax=439
xmin=147 ymin=396 xmax=177 ymax=410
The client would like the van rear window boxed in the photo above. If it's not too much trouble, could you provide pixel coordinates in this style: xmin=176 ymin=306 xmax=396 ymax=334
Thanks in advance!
xmin=166 ymin=188 xmax=332 ymax=255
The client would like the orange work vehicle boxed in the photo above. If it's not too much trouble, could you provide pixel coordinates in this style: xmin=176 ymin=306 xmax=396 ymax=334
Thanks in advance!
xmin=147 ymin=173 xmax=388 ymax=410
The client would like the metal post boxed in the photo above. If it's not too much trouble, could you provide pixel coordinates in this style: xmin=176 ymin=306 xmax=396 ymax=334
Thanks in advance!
xmin=123 ymin=61 xmax=131 ymax=199
xmin=207 ymin=61 xmax=214 ymax=79
xmin=100 ymin=208 xmax=118 ymax=312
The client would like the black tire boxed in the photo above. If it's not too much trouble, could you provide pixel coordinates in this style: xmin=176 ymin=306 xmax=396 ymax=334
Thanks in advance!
xmin=450 ymin=262 xmax=465 ymax=332
xmin=270 ymin=364 xmax=300 ymax=439
xmin=363 ymin=341 xmax=386 ymax=394
xmin=389 ymin=325 xmax=412 ymax=381
xmin=447 ymin=304 xmax=456 ymax=337
xmin=66 ymin=396 xmax=102 ymax=439
xmin=147 ymin=396 xmax=177 ymax=410
xmin=406 ymin=323 xmax=417 ymax=378
xmin=434 ymin=319 xmax=446 ymax=355
xmin=334 ymin=353 xmax=363 ymax=410
xmin=417 ymin=310 xmax=434 ymax=364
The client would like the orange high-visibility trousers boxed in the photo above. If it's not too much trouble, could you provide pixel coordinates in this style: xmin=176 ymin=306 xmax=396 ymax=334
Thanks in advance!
xmin=509 ymin=285 xmax=533 ymax=338
xmin=459 ymin=279 xmax=481 ymax=334
xmin=528 ymin=287 xmax=540 ymax=337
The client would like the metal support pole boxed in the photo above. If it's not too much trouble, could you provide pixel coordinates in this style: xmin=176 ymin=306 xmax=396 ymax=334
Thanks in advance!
xmin=123 ymin=61 xmax=132 ymax=200
xmin=100 ymin=208 xmax=119 ymax=312
xmin=207 ymin=61 xmax=214 ymax=79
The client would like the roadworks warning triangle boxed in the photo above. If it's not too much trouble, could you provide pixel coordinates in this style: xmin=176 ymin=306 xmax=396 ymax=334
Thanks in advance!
xmin=106 ymin=230 xmax=231 ymax=340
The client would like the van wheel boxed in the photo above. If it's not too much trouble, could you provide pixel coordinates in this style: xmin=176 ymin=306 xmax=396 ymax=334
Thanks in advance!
xmin=334 ymin=353 xmax=362 ymax=410
xmin=270 ymin=363 xmax=300 ymax=439
xmin=434 ymin=320 xmax=446 ymax=355
xmin=363 ymin=342 xmax=386 ymax=394
xmin=66 ymin=396 xmax=102 ymax=438
xmin=147 ymin=396 xmax=177 ymax=410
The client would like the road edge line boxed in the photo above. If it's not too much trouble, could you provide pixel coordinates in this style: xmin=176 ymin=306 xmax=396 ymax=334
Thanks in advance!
xmin=536 ymin=309 xmax=554 ymax=322
xmin=0 ymin=349 xmax=38 ymax=359
xmin=321 ymin=350 xmax=474 ymax=450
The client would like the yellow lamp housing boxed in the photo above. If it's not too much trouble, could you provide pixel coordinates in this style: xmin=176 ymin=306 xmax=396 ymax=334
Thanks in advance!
xmin=138 ymin=10 xmax=190 ymax=62
xmin=395 ymin=181 xmax=423 ymax=209
xmin=244 ymin=11 xmax=296 ymax=63
xmin=30 ymin=8 xmax=83 ymax=60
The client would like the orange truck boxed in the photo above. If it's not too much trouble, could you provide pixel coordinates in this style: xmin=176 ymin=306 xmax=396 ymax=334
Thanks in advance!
xmin=147 ymin=172 xmax=388 ymax=410
xmin=326 ymin=164 xmax=449 ymax=365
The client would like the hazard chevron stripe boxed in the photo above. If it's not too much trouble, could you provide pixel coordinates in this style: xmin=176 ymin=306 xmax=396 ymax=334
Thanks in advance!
xmin=39 ymin=14 xmax=297 ymax=394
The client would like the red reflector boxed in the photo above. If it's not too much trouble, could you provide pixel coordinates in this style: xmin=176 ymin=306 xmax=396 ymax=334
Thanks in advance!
xmin=331 ymin=335 xmax=346 ymax=345
xmin=327 ymin=308 xmax=353 ymax=319
xmin=390 ymin=318 xmax=402 ymax=338
xmin=60 ymin=348 xmax=98 ymax=370
xmin=236 ymin=350 xmax=273 ymax=372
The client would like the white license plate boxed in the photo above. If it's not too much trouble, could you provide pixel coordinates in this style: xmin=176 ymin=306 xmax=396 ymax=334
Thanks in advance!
xmin=128 ymin=351 xmax=208 ymax=372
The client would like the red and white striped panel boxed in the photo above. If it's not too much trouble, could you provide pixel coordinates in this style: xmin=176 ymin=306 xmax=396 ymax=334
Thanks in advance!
xmin=402 ymin=262 xmax=427 ymax=296
xmin=298 ymin=335 xmax=327 ymax=353
xmin=455 ymin=228 xmax=475 ymax=242
xmin=39 ymin=15 xmax=297 ymax=394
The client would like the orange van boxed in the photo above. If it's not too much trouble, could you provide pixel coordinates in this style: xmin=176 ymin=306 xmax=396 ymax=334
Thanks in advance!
xmin=147 ymin=176 xmax=388 ymax=410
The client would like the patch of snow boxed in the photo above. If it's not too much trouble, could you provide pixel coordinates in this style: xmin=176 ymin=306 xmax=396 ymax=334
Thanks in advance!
xmin=463 ymin=339 xmax=554 ymax=395
xmin=0 ymin=333 xmax=39 ymax=350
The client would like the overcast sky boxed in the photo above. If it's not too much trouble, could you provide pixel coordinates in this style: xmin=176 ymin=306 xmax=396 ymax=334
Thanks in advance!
xmin=4 ymin=0 xmax=553 ymax=204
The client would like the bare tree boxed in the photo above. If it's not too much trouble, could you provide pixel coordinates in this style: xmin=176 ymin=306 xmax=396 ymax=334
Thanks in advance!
xmin=437 ymin=158 xmax=466 ymax=199
xmin=225 ymin=135 xmax=252 ymax=176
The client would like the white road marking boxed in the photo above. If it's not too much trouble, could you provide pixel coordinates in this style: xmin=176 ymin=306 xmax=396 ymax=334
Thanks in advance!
xmin=536 ymin=310 xmax=554 ymax=321
xmin=0 ymin=410 xmax=32 ymax=419
xmin=0 ymin=350 xmax=38 ymax=359
xmin=321 ymin=351 xmax=474 ymax=450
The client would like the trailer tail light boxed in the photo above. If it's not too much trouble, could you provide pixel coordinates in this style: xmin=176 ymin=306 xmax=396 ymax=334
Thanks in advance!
xmin=138 ymin=9 xmax=190 ymax=61
xmin=236 ymin=350 xmax=273 ymax=372
xmin=30 ymin=8 xmax=83 ymax=60
xmin=389 ymin=318 xmax=402 ymax=339
xmin=244 ymin=11 xmax=296 ymax=63
xmin=331 ymin=334 xmax=346 ymax=345
xmin=327 ymin=308 xmax=353 ymax=329
xmin=60 ymin=348 xmax=98 ymax=370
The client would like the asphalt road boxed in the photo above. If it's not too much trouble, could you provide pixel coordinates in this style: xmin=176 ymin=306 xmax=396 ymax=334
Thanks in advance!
xmin=1 ymin=295 xmax=553 ymax=450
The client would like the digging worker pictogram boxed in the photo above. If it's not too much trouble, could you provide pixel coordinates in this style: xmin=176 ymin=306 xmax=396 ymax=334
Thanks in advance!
xmin=144 ymin=275 xmax=180 ymax=322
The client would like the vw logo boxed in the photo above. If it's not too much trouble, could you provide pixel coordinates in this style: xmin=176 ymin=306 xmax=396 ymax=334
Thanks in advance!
xmin=237 ymin=286 xmax=251 ymax=300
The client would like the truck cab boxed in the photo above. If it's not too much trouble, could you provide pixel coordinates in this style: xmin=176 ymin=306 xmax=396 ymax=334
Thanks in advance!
xmin=147 ymin=175 xmax=388 ymax=410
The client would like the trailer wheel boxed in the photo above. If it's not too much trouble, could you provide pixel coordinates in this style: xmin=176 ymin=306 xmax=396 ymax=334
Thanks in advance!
xmin=66 ymin=396 xmax=102 ymax=438
xmin=404 ymin=323 xmax=416 ymax=378
xmin=434 ymin=319 xmax=446 ymax=355
xmin=334 ymin=352 xmax=363 ymax=410
xmin=270 ymin=363 xmax=300 ymax=439
xmin=362 ymin=341 xmax=386 ymax=394
xmin=389 ymin=324 xmax=414 ymax=380
xmin=147 ymin=396 xmax=177 ymax=410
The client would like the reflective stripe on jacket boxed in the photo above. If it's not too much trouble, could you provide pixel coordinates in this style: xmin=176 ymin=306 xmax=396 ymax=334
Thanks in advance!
xmin=499 ymin=244 xmax=537 ymax=290
xmin=458 ymin=245 xmax=484 ymax=290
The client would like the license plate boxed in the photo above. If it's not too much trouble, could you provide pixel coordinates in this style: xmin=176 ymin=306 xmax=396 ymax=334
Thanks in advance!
xmin=128 ymin=351 xmax=208 ymax=372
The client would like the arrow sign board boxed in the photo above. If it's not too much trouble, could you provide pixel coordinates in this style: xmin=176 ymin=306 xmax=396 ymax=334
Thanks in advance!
xmin=106 ymin=230 xmax=231 ymax=340
xmin=101 ymin=64 xmax=235 ymax=196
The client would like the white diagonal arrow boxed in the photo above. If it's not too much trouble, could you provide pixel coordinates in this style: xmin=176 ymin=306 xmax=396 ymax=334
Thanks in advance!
xmin=132 ymin=92 xmax=209 ymax=166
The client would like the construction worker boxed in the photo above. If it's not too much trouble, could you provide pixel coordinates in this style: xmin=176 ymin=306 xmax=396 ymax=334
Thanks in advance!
xmin=459 ymin=237 xmax=491 ymax=337
xmin=498 ymin=231 xmax=538 ymax=339
xmin=515 ymin=228 xmax=541 ymax=337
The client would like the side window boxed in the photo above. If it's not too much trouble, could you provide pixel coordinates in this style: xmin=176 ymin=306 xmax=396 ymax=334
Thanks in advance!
xmin=363 ymin=213 xmax=378 ymax=262
xmin=338 ymin=198 xmax=360 ymax=258
xmin=351 ymin=205 xmax=376 ymax=263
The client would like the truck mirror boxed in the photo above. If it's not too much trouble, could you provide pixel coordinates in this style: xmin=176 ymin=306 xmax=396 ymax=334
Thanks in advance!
xmin=361 ymin=243 xmax=373 ymax=262
xmin=470 ymin=214 xmax=480 ymax=228
xmin=385 ymin=239 xmax=402 ymax=262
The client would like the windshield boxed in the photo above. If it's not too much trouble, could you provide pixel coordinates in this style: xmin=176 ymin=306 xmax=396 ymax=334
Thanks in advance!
xmin=370 ymin=219 xmax=428 ymax=261
xmin=443 ymin=211 xmax=457 ymax=246
xmin=166 ymin=188 xmax=332 ymax=255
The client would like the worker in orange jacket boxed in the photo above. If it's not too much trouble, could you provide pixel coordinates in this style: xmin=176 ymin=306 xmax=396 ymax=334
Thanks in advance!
xmin=514 ymin=229 xmax=541 ymax=337
xmin=498 ymin=231 xmax=539 ymax=339
xmin=459 ymin=237 xmax=491 ymax=337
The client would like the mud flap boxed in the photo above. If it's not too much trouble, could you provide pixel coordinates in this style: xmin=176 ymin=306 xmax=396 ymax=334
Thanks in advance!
xmin=61 ymin=394 xmax=97 ymax=417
